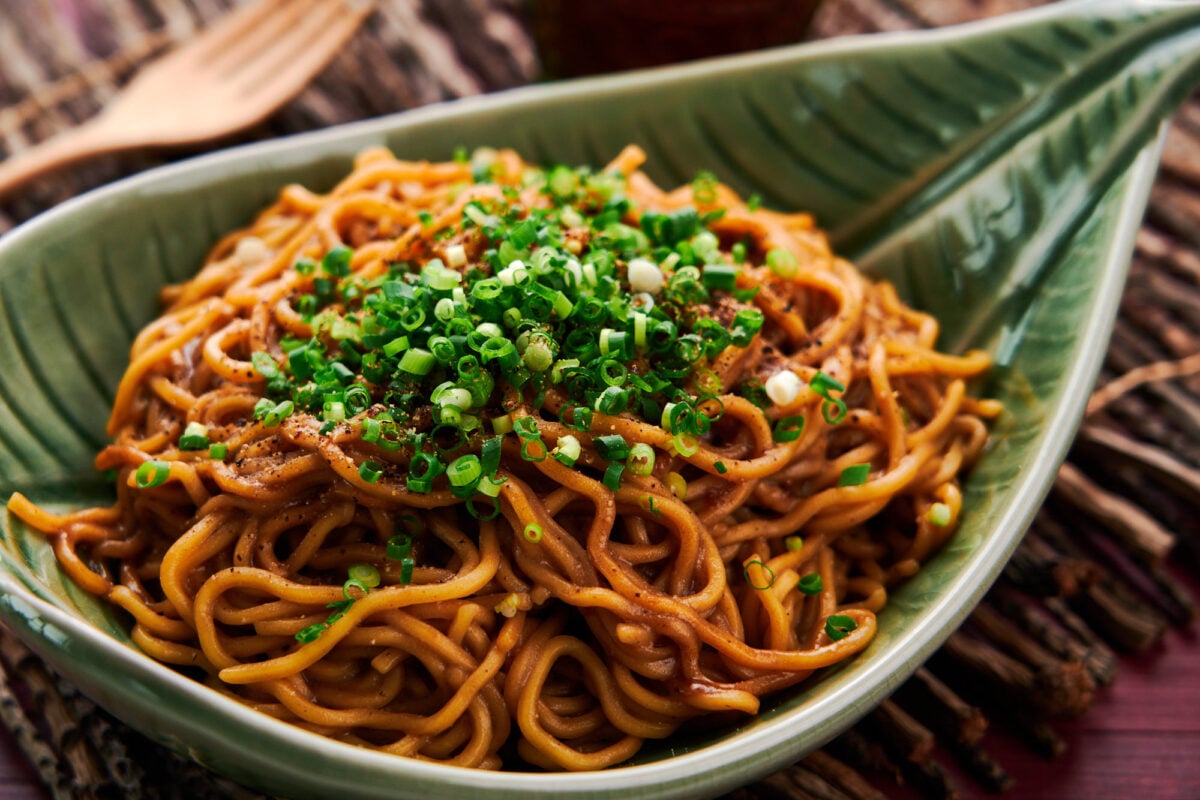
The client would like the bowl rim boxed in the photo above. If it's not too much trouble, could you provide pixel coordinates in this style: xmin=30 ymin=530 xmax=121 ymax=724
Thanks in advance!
xmin=0 ymin=14 xmax=1165 ymax=798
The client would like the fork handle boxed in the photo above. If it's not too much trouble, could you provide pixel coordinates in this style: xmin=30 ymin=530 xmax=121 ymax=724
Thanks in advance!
xmin=0 ymin=122 xmax=119 ymax=202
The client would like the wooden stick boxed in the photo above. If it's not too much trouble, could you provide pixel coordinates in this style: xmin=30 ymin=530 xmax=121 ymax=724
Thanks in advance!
xmin=1098 ymin=392 xmax=1194 ymax=462
xmin=901 ymin=757 xmax=958 ymax=800
xmin=949 ymin=741 xmax=1014 ymax=794
xmin=800 ymin=751 xmax=888 ymax=800
xmin=1101 ymin=326 xmax=1200 ymax=440
xmin=989 ymin=587 xmax=1118 ymax=687
xmin=0 ymin=635 xmax=69 ymax=798
xmin=1070 ymin=516 xmax=1197 ymax=626
xmin=860 ymin=700 xmax=936 ymax=764
xmin=1053 ymin=463 xmax=1175 ymax=563
xmin=0 ymin=635 xmax=112 ymax=797
xmin=893 ymin=667 xmax=987 ymax=745
xmin=968 ymin=604 xmax=1095 ymax=718
xmin=748 ymin=768 xmax=853 ymax=800
xmin=1136 ymin=226 xmax=1200 ymax=284
xmin=1073 ymin=425 xmax=1200 ymax=510
xmin=1033 ymin=517 xmax=1169 ymax=652
xmin=824 ymin=730 xmax=904 ymax=787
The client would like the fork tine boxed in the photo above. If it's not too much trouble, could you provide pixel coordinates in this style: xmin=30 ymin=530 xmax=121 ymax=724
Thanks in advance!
xmin=235 ymin=1 xmax=373 ymax=107
xmin=203 ymin=0 xmax=331 ymax=74
xmin=175 ymin=0 xmax=295 ymax=66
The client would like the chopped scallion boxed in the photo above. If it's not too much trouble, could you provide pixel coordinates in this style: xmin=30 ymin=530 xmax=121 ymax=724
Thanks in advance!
xmin=134 ymin=460 xmax=170 ymax=489
xmin=602 ymin=461 xmax=625 ymax=491
xmin=825 ymin=614 xmax=858 ymax=641
xmin=178 ymin=421 xmax=209 ymax=451
xmin=743 ymin=559 xmax=776 ymax=590
xmin=798 ymin=573 xmax=823 ymax=595
xmin=927 ymin=502 xmax=952 ymax=527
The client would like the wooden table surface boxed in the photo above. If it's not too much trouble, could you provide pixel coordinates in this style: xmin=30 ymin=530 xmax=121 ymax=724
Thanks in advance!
xmin=1 ymin=1 xmax=1198 ymax=798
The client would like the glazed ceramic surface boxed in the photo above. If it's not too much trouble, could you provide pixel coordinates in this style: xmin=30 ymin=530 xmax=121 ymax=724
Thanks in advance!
xmin=2 ymin=1 xmax=1199 ymax=797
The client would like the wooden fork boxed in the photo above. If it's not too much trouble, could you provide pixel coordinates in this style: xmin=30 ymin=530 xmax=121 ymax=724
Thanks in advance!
xmin=0 ymin=0 xmax=373 ymax=200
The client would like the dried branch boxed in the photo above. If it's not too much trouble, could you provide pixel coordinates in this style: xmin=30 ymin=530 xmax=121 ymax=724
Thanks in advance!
xmin=893 ymin=667 xmax=987 ymax=745
xmin=799 ymin=751 xmax=888 ymax=800
xmin=1073 ymin=425 xmax=1200 ymax=510
xmin=968 ymin=604 xmax=1094 ymax=718
xmin=1053 ymin=463 xmax=1175 ymax=563
xmin=989 ymin=588 xmax=1118 ymax=687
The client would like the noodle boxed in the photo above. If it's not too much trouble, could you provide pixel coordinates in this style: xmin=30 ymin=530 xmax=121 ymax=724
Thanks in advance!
xmin=7 ymin=145 xmax=999 ymax=771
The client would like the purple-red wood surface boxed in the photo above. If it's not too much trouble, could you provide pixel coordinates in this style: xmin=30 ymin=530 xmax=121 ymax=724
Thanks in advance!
xmin=951 ymin=581 xmax=1200 ymax=799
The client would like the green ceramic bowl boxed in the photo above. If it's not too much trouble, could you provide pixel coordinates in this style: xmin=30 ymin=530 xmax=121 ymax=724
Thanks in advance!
xmin=2 ymin=1 xmax=1199 ymax=798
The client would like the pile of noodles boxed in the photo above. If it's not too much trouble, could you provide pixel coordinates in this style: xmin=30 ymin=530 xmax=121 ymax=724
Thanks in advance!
xmin=8 ymin=145 xmax=998 ymax=771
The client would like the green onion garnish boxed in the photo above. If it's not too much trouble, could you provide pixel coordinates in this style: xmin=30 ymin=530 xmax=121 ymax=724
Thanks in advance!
xmin=208 ymin=443 xmax=228 ymax=460
xmin=447 ymin=454 xmax=482 ymax=489
xmin=476 ymin=474 xmax=506 ymax=498
xmin=671 ymin=433 xmax=700 ymax=458
xmin=322 ymin=245 xmax=353 ymax=277
xmin=627 ymin=443 xmax=655 ymax=476
xmin=553 ymin=434 xmax=582 ymax=467
xmin=810 ymin=371 xmax=848 ymax=424
xmin=480 ymin=435 xmax=502 ymax=477
xmin=602 ymin=461 xmax=624 ymax=491
xmin=825 ymin=614 xmax=858 ymax=641
xmin=251 ymin=351 xmax=281 ymax=379
xmin=347 ymin=563 xmax=381 ymax=589
xmin=407 ymin=453 xmax=441 ymax=492
xmin=295 ymin=623 xmax=327 ymax=643
xmin=594 ymin=434 xmax=630 ymax=462
xmin=785 ymin=535 xmax=804 ymax=552
xmin=692 ymin=170 xmax=718 ymax=204
xmin=594 ymin=386 xmax=629 ymax=415
xmin=730 ymin=309 xmax=764 ymax=348
xmin=773 ymin=415 xmax=806 ymax=443
xmin=714 ymin=461 xmax=728 ymax=475
xmin=342 ymin=576 xmax=371 ymax=601
xmin=398 ymin=348 xmax=435 ymax=376
xmin=220 ymin=162 xmax=829 ymax=506
xmin=838 ymin=464 xmax=871 ymax=487
xmin=523 ymin=522 xmax=544 ymax=543
xmin=387 ymin=534 xmax=413 ymax=560
xmin=134 ymin=460 xmax=170 ymax=488
xmin=569 ymin=406 xmax=593 ymax=432
xmin=798 ymin=573 xmax=823 ymax=595
xmin=178 ymin=421 xmax=209 ymax=451
xmin=359 ymin=460 xmax=383 ymax=483
xmin=701 ymin=264 xmax=739 ymax=291
xmin=466 ymin=495 xmax=501 ymax=520
xmin=743 ymin=559 xmax=776 ymax=591
xmin=513 ymin=416 xmax=540 ymax=440
xmin=927 ymin=502 xmax=952 ymax=526
xmin=399 ymin=556 xmax=415 ymax=584
xmin=766 ymin=248 xmax=798 ymax=279
xmin=261 ymin=400 xmax=294 ymax=428
xmin=521 ymin=438 xmax=547 ymax=462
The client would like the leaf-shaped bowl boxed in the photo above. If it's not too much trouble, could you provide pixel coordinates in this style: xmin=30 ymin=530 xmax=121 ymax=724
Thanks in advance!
xmin=2 ymin=1 xmax=1198 ymax=797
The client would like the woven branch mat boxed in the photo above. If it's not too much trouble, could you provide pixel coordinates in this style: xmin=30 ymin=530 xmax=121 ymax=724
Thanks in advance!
xmin=1 ymin=1 xmax=1198 ymax=798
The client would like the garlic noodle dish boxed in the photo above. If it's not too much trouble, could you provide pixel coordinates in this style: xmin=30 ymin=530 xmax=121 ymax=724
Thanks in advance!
xmin=8 ymin=144 xmax=998 ymax=771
